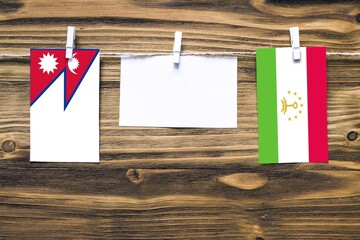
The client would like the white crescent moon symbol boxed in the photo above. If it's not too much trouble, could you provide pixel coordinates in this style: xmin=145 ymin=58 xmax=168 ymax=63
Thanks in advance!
xmin=68 ymin=53 xmax=79 ymax=75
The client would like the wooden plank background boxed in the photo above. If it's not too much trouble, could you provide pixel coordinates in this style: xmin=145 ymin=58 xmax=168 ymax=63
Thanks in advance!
xmin=0 ymin=0 xmax=359 ymax=239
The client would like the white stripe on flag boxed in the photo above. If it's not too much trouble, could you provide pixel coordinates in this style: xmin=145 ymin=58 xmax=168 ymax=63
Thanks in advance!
xmin=276 ymin=47 xmax=309 ymax=163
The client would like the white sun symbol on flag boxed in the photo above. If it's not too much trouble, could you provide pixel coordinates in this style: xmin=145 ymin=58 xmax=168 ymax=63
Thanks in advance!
xmin=68 ymin=53 xmax=79 ymax=75
xmin=38 ymin=53 xmax=59 ymax=74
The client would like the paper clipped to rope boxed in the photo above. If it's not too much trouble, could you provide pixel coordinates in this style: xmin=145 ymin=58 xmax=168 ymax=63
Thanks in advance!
xmin=256 ymin=46 xmax=328 ymax=164
xmin=30 ymin=48 xmax=100 ymax=162
xmin=119 ymin=55 xmax=238 ymax=128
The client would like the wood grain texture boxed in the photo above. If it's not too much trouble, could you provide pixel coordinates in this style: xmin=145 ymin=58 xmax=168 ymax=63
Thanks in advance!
xmin=0 ymin=0 xmax=359 ymax=239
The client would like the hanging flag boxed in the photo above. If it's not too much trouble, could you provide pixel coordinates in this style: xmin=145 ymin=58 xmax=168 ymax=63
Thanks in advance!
xmin=256 ymin=47 xmax=328 ymax=164
xmin=30 ymin=49 xmax=100 ymax=162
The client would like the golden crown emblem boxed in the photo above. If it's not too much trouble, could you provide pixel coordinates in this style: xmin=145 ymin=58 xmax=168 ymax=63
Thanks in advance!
xmin=281 ymin=90 xmax=304 ymax=121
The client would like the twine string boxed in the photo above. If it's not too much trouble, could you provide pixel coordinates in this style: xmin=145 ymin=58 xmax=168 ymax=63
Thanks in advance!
xmin=0 ymin=51 xmax=359 ymax=58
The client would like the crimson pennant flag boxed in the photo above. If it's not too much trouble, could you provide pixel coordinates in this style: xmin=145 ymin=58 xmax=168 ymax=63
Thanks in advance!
xmin=30 ymin=49 xmax=100 ymax=162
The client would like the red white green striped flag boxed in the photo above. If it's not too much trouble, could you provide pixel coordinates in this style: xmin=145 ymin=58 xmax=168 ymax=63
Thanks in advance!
xmin=256 ymin=47 xmax=328 ymax=164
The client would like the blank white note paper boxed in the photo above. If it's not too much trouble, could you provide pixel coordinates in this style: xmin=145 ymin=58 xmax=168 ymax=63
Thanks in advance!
xmin=119 ymin=56 xmax=237 ymax=128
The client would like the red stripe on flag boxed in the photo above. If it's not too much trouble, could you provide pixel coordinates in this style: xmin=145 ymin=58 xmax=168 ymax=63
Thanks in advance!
xmin=306 ymin=47 xmax=328 ymax=163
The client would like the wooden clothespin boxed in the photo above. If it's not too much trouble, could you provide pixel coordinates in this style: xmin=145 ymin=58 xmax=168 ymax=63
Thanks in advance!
xmin=173 ymin=31 xmax=182 ymax=64
xmin=66 ymin=26 xmax=75 ymax=59
xmin=290 ymin=27 xmax=301 ymax=61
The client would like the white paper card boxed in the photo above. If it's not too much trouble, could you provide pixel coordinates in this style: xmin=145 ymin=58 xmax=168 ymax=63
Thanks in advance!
xmin=119 ymin=56 xmax=237 ymax=128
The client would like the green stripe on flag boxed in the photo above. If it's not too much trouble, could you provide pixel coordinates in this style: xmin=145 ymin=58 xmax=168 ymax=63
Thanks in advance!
xmin=256 ymin=48 xmax=279 ymax=164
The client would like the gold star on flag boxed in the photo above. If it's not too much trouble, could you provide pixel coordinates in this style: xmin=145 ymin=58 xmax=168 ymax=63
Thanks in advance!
xmin=299 ymin=110 xmax=302 ymax=114
xmin=294 ymin=115 xmax=298 ymax=119
xmin=294 ymin=92 xmax=297 ymax=96
xmin=298 ymin=97 xmax=302 ymax=100
xmin=288 ymin=117 xmax=292 ymax=121
xmin=300 ymin=104 xmax=303 ymax=107
xmin=288 ymin=90 xmax=291 ymax=94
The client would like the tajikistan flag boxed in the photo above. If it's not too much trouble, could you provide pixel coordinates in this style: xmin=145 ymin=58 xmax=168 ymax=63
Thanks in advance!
xmin=256 ymin=47 xmax=328 ymax=164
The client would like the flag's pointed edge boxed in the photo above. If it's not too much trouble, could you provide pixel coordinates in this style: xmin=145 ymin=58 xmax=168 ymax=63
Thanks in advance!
xmin=30 ymin=49 xmax=100 ymax=111
xmin=64 ymin=49 xmax=99 ymax=110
